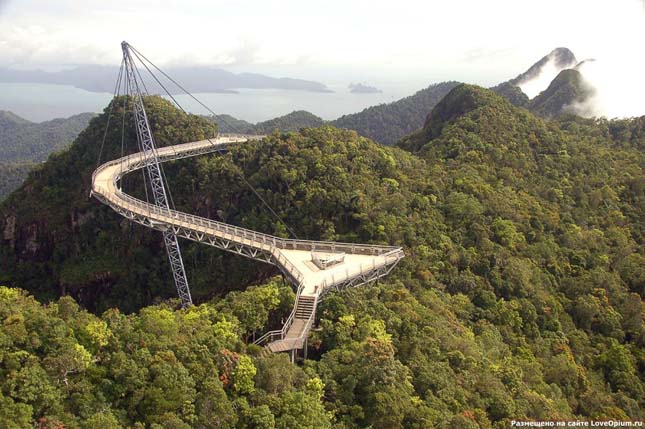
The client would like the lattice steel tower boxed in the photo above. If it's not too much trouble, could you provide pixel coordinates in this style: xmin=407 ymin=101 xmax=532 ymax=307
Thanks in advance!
xmin=121 ymin=41 xmax=193 ymax=307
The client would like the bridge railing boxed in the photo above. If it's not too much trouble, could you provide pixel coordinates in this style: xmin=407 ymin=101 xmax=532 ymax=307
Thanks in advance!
xmin=298 ymin=293 xmax=319 ymax=346
xmin=92 ymin=138 xmax=402 ymax=258
xmin=253 ymin=249 xmax=403 ymax=350
xmin=278 ymin=239 xmax=398 ymax=256
xmin=316 ymin=248 xmax=404 ymax=293
xmin=91 ymin=137 xmax=236 ymax=186
xmin=254 ymin=288 xmax=319 ymax=351
xmin=271 ymin=248 xmax=305 ymax=287
xmin=94 ymin=164 xmax=307 ymax=288
xmin=103 ymin=185 xmax=281 ymax=248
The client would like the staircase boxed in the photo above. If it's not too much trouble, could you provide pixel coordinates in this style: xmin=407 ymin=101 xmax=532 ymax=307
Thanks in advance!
xmin=257 ymin=293 xmax=318 ymax=357
xmin=252 ymin=245 xmax=403 ymax=359
xmin=295 ymin=295 xmax=316 ymax=319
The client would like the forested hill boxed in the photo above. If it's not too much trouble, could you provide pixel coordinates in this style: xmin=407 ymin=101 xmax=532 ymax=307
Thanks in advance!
xmin=253 ymin=110 xmax=324 ymax=134
xmin=527 ymin=69 xmax=595 ymax=118
xmin=0 ymin=161 xmax=36 ymax=202
xmin=0 ymin=110 xmax=94 ymax=200
xmin=330 ymin=81 xmax=460 ymax=145
xmin=492 ymin=69 xmax=594 ymax=119
xmin=490 ymin=81 xmax=530 ymax=107
xmin=1 ymin=90 xmax=644 ymax=426
xmin=490 ymin=47 xmax=577 ymax=108
xmin=490 ymin=47 xmax=595 ymax=118
xmin=0 ymin=111 xmax=94 ymax=162
xmin=0 ymin=96 xmax=220 ymax=312
xmin=214 ymin=110 xmax=324 ymax=134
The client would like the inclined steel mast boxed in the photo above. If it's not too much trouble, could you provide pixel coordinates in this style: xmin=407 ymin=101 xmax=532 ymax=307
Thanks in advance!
xmin=121 ymin=41 xmax=193 ymax=307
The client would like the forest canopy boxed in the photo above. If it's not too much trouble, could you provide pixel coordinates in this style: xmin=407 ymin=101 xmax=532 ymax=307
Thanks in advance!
xmin=0 ymin=88 xmax=643 ymax=428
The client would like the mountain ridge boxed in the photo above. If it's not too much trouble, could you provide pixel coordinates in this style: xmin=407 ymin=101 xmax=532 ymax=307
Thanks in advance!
xmin=510 ymin=47 xmax=578 ymax=87
xmin=0 ymin=110 xmax=94 ymax=200
xmin=213 ymin=110 xmax=324 ymax=134
xmin=528 ymin=68 xmax=596 ymax=118
xmin=330 ymin=81 xmax=461 ymax=145
xmin=0 ymin=64 xmax=333 ymax=94
xmin=491 ymin=47 xmax=598 ymax=118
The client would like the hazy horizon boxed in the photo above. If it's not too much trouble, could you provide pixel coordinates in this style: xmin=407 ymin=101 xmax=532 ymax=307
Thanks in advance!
xmin=1 ymin=1 xmax=643 ymax=83
xmin=1 ymin=0 xmax=644 ymax=119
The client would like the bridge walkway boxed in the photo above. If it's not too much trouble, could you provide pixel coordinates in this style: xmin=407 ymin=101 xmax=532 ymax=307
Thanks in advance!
xmin=91 ymin=135 xmax=404 ymax=356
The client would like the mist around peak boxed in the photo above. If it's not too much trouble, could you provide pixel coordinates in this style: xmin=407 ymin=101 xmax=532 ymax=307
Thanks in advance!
xmin=500 ymin=44 xmax=644 ymax=119
xmin=513 ymin=48 xmax=578 ymax=99
xmin=570 ymin=58 xmax=645 ymax=118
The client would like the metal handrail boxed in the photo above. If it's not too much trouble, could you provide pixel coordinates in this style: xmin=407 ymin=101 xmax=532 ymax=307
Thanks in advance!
xmin=299 ymin=294 xmax=318 ymax=343
xmin=252 ymin=248 xmax=404 ymax=349
xmin=317 ymin=250 xmax=404 ymax=291
xmin=92 ymin=136 xmax=401 ymax=257
xmin=95 ymin=183 xmax=308 ymax=285
xmin=254 ymin=291 xmax=319 ymax=349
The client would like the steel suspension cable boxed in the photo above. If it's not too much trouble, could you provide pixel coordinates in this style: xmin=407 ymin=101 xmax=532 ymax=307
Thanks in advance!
xmin=128 ymin=44 xmax=299 ymax=239
xmin=119 ymin=80 xmax=127 ymax=182
xmin=127 ymin=52 xmax=179 ymax=211
xmin=96 ymin=58 xmax=125 ymax=169
xmin=129 ymin=48 xmax=245 ymax=136
xmin=129 ymin=46 xmax=261 ymax=138
xmin=123 ymin=69 xmax=151 ymax=206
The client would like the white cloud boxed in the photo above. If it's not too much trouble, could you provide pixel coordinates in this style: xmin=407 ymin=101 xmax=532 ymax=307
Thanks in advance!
xmin=575 ymin=59 xmax=645 ymax=118
xmin=0 ymin=0 xmax=643 ymax=116
xmin=568 ymin=1 xmax=645 ymax=118
xmin=518 ymin=58 xmax=568 ymax=99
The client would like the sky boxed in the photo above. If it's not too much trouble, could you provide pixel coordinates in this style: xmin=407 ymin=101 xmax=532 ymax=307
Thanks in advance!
xmin=0 ymin=0 xmax=644 ymax=116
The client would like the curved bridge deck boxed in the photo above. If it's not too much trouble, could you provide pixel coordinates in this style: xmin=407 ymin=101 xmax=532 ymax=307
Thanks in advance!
xmin=91 ymin=135 xmax=404 ymax=355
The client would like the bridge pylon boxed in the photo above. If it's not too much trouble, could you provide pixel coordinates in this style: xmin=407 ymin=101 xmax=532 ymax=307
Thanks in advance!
xmin=121 ymin=41 xmax=193 ymax=308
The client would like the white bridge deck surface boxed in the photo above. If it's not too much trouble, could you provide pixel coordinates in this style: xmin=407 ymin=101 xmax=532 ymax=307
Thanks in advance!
xmin=91 ymin=135 xmax=404 ymax=353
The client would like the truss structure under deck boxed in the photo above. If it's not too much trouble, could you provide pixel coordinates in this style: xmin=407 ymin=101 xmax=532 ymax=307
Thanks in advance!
xmin=92 ymin=41 xmax=404 ymax=355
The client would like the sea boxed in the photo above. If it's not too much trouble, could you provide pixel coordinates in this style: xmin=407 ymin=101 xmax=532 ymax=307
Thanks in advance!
xmin=0 ymin=82 xmax=414 ymax=123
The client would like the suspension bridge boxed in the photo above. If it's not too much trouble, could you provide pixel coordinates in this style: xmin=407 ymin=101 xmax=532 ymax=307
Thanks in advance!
xmin=90 ymin=42 xmax=404 ymax=360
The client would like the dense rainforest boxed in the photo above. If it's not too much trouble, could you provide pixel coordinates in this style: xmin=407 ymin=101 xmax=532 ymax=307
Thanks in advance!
xmin=214 ymin=110 xmax=324 ymax=135
xmin=0 ymin=86 xmax=644 ymax=428
xmin=0 ymin=110 xmax=94 ymax=200
xmin=331 ymin=81 xmax=460 ymax=146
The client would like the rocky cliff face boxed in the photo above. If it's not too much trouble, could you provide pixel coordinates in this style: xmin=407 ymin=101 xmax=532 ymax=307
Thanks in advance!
xmin=510 ymin=47 xmax=578 ymax=87
xmin=528 ymin=69 xmax=595 ymax=118
xmin=3 ymin=214 xmax=16 ymax=244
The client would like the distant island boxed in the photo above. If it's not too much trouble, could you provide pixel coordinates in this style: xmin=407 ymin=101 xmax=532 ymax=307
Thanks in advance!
xmin=349 ymin=82 xmax=382 ymax=94
xmin=0 ymin=65 xmax=333 ymax=94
